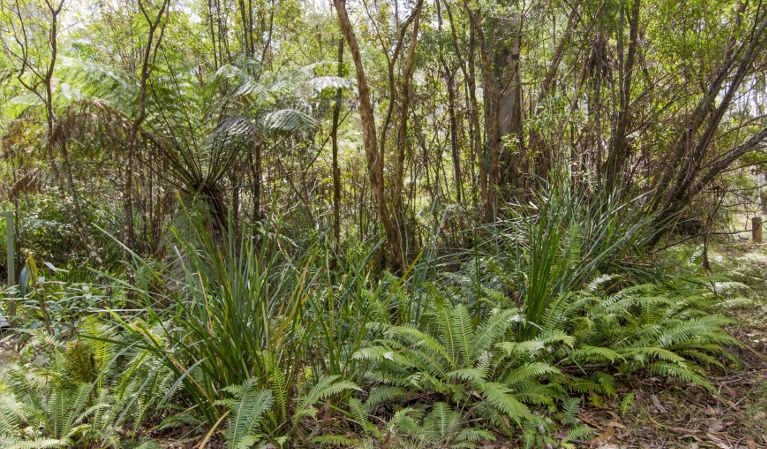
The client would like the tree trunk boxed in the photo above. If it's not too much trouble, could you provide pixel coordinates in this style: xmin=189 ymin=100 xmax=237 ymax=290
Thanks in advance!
xmin=604 ymin=0 xmax=640 ymax=191
xmin=447 ymin=72 xmax=463 ymax=203
xmin=333 ymin=0 xmax=405 ymax=271
xmin=331 ymin=38 xmax=344 ymax=246
xmin=465 ymin=2 xmax=501 ymax=219
xmin=394 ymin=0 xmax=423 ymax=259
xmin=498 ymin=12 xmax=524 ymax=189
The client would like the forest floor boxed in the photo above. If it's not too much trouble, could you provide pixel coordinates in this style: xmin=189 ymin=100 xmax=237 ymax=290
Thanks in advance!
xmin=579 ymin=241 xmax=767 ymax=449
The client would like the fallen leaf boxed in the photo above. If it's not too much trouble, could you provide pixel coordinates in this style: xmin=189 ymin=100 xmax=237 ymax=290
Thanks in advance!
xmin=723 ymin=384 xmax=742 ymax=398
xmin=705 ymin=432 xmax=732 ymax=449
xmin=606 ymin=420 xmax=627 ymax=430
xmin=578 ymin=413 xmax=600 ymax=428
xmin=651 ymin=394 xmax=667 ymax=413
xmin=590 ymin=427 xmax=614 ymax=447
xmin=707 ymin=419 xmax=725 ymax=433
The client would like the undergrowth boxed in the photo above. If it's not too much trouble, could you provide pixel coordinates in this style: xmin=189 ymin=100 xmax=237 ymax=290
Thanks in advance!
xmin=0 ymin=181 xmax=742 ymax=448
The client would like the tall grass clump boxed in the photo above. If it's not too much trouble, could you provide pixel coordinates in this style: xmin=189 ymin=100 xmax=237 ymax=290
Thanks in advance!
xmin=495 ymin=174 xmax=658 ymax=337
xmin=109 ymin=215 xmax=319 ymax=430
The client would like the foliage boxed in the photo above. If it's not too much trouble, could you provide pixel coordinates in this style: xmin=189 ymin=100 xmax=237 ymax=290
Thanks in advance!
xmin=2 ymin=0 xmax=762 ymax=444
xmin=556 ymin=277 xmax=738 ymax=390
xmin=0 ymin=324 xmax=173 ymax=448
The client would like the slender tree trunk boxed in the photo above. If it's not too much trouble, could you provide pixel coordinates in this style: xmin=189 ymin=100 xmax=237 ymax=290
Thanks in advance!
xmin=447 ymin=72 xmax=463 ymax=203
xmin=437 ymin=0 xmax=463 ymax=204
xmin=331 ymin=38 xmax=344 ymax=246
xmin=648 ymin=9 xmax=767 ymax=247
xmin=604 ymin=0 xmax=640 ymax=191
xmin=466 ymin=15 xmax=483 ymax=210
xmin=124 ymin=0 xmax=169 ymax=252
xmin=249 ymin=144 xmax=262 ymax=222
xmin=464 ymin=2 xmax=501 ymax=219
xmin=394 ymin=0 xmax=423 ymax=258
xmin=333 ymin=0 xmax=406 ymax=271
xmin=529 ymin=3 xmax=580 ymax=181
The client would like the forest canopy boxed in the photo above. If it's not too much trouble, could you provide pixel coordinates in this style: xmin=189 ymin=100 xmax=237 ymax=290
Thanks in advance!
xmin=1 ymin=0 xmax=765 ymax=265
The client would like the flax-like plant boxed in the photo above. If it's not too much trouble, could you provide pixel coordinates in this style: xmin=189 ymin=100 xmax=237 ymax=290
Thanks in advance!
xmin=109 ymin=215 xmax=318 ymax=429
xmin=501 ymin=173 xmax=657 ymax=338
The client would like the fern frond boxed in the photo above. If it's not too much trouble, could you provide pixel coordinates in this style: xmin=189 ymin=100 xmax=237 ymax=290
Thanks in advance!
xmin=0 ymin=396 xmax=22 ymax=435
xmin=647 ymin=362 xmax=712 ymax=389
xmin=299 ymin=375 xmax=360 ymax=409
xmin=473 ymin=381 xmax=531 ymax=423
xmin=388 ymin=325 xmax=454 ymax=369
xmin=474 ymin=309 xmax=522 ymax=354
xmin=387 ymin=407 xmax=422 ymax=434
xmin=224 ymin=382 xmax=272 ymax=449
xmin=455 ymin=427 xmax=496 ymax=443
xmin=451 ymin=304 xmax=475 ymax=364
xmin=447 ymin=368 xmax=486 ymax=383
xmin=562 ymin=425 xmax=592 ymax=443
xmin=567 ymin=345 xmax=623 ymax=363
xmin=422 ymin=402 xmax=461 ymax=440
xmin=364 ymin=386 xmax=407 ymax=411
xmin=504 ymin=362 xmax=560 ymax=383
xmin=5 ymin=439 xmax=66 ymax=449
xmin=621 ymin=346 xmax=686 ymax=364
xmin=348 ymin=398 xmax=380 ymax=438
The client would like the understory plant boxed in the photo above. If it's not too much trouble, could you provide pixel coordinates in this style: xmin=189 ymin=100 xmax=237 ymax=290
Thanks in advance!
xmin=0 ymin=324 xmax=173 ymax=449
xmin=1 ymin=181 xmax=741 ymax=448
xmin=552 ymin=276 xmax=738 ymax=390
xmin=350 ymin=300 xmax=571 ymax=445
xmin=106 ymin=216 xmax=367 ymax=445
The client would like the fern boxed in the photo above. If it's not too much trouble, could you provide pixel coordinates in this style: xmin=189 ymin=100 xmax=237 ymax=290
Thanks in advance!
xmin=354 ymin=301 xmax=566 ymax=438
xmin=557 ymin=279 xmax=736 ymax=388
xmin=298 ymin=375 xmax=360 ymax=410
xmin=1 ymin=439 xmax=66 ymax=449
xmin=374 ymin=402 xmax=497 ymax=448
xmin=222 ymin=381 xmax=273 ymax=449
xmin=291 ymin=375 xmax=360 ymax=426
xmin=0 ymin=396 xmax=22 ymax=436
xmin=0 ymin=323 xmax=173 ymax=449
xmin=364 ymin=386 xmax=406 ymax=411
xmin=473 ymin=381 xmax=531 ymax=424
